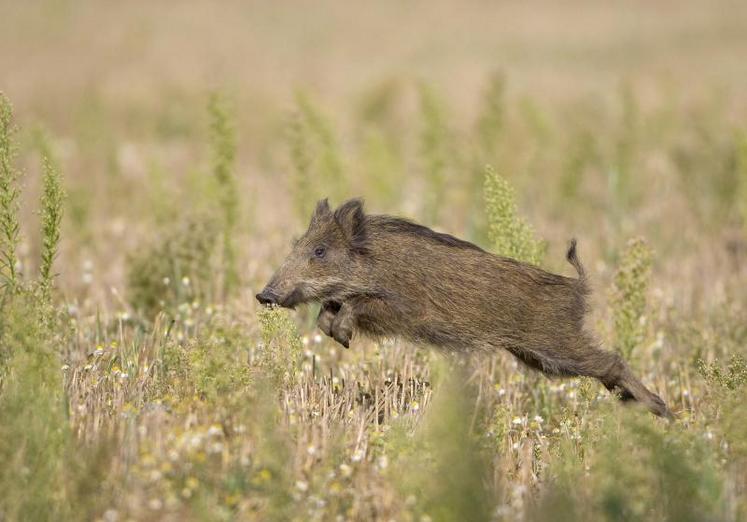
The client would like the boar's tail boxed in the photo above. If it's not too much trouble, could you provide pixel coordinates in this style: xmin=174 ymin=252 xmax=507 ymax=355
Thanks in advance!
xmin=566 ymin=238 xmax=587 ymax=281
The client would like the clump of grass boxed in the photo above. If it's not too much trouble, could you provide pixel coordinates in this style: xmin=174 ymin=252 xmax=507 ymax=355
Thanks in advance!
xmin=208 ymin=92 xmax=239 ymax=295
xmin=483 ymin=165 xmax=545 ymax=265
xmin=256 ymin=305 xmax=303 ymax=388
xmin=0 ymin=93 xmax=21 ymax=291
xmin=395 ymin=361 xmax=495 ymax=522
xmin=154 ymin=317 xmax=253 ymax=409
xmin=418 ymin=83 xmax=451 ymax=225
xmin=609 ymin=237 xmax=652 ymax=361
xmin=287 ymin=92 xmax=346 ymax=224
xmin=127 ymin=216 xmax=218 ymax=319
xmin=0 ymin=293 xmax=71 ymax=520
xmin=0 ymin=99 xmax=109 ymax=518
xmin=535 ymin=407 xmax=724 ymax=522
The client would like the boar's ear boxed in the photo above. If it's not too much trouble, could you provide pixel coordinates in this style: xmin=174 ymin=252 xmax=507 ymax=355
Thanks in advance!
xmin=334 ymin=198 xmax=368 ymax=253
xmin=310 ymin=198 xmax=331 ymax=226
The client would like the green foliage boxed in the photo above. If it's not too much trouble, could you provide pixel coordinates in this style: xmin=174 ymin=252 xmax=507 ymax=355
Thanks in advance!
xmin=610 ymin=84 xmax=640 ymax=212
xmin=39 ymin=153 xmax=65 ymax=296
xmin=0 ymin=93 xmax=21 ymax=291
xmin=208 ymin=93 xmax=239 ymax=294
xmin=476 ymin=71 xmax=507 ymax=162
xmin=355 ymin=80 xmax=404 ymax=207
xmin=0 ymin=294 xmax=68 ymax=520
xmin=256 ymin=306 xmax=303 ymax=388
xmin=4 ymin=68 xmax=747 ymax=521
xmin=670 ymin=99 xmax=739 ymax=228
xmin=127 ymin=216 xmax=219 ymax=319
xmin=155 ymin=320 xmax=253 ymax=408
xmin=697 ymin=354 xmax=747 ymax=392
xmin=736 ymin=130 xmax=747 ymax=228
xmin=560 ymin=128 xmax=598 ymax=202
xmin=396 ymin=362 xmax=495 ymax=522
xmin=287 ymin=92 xmax=347 ymax=224
xmin=610 ymin=237 xmax=652 ymax=361
xmin=536 ymin=409 xmax=723 ymax=522
xmin=419 ymin=83 xmax=451 ymax=225
xmin=0 ymin=289 xmax=111 ymax=521
xmin=483 ymin=165 xmax=545 ymax=265
xmin=359 ymin=128 xmax=403 ymax=208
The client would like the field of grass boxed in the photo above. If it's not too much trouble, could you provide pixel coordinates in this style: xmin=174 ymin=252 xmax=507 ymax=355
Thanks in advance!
xmin=1 ymin=1 xmax=747 ymax=520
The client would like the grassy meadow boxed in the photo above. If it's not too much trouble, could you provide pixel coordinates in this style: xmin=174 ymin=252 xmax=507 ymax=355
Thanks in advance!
xmin=1 ymin=1 xmax=747 ymax=520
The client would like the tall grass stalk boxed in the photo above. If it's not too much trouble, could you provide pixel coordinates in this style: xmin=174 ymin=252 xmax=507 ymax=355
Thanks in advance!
xmin=288 ymin=92 xmax=346 ymax=223
xmin=39 ymin=153 xmax=64 ymax=297
xmin=476 ymin=71 xmax=507 ymax=162
xmin=0 ymin=93 xmax=21 ymax=291
xmin=608 ymin=84 xmax=640 ymax=223
xmin=483 ymin=165 xmax=545 ymax=265
xmin=208 ymin=93 xmax=239 ymax=295
xmin=560 ymin=128 xmax=597 ymax=202
xmin=736 ymin=130 xmax=747 ymax=229
xmin=419 ymin=83 xmax=450 ymax=225
xmin=610 ymin=237 xmax=652 ymax=361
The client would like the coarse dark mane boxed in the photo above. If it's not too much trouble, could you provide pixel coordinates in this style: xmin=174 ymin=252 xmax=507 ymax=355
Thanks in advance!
xmin=368 ymin=215 xmax=485 ymax=252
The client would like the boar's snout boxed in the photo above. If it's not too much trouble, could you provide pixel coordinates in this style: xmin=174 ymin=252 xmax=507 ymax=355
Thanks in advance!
xmin=255 ymin=288 xmax=280 ymax=306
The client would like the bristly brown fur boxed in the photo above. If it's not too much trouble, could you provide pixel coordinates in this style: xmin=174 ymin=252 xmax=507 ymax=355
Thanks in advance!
xmin=367 ymin=215 xmax=486 ymax=253
xmin=258 ymin=198 xmax=674 ymax=419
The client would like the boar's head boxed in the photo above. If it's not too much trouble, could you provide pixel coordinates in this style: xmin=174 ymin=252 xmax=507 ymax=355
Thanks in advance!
xmin=256 ymin=198 xmax=367 ymax=308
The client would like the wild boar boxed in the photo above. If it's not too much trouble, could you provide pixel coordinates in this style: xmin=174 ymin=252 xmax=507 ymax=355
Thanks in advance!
xmin=256 ymin=198 xmax=673 ymax=418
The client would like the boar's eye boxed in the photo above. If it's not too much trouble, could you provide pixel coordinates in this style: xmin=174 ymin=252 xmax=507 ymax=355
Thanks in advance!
xmin=313 ymin=246 xmax=327 ymax=259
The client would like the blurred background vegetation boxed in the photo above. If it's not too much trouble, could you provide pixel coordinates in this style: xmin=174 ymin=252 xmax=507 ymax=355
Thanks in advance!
xmin=1 ymin=0 xmax=746 ymax=520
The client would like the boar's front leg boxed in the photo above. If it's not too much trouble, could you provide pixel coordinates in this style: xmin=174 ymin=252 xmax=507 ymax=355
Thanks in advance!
xmin=329 ymin=302 xmax=356 ymax=349
xmin=316 ymin=301 xmax=342 ymax=338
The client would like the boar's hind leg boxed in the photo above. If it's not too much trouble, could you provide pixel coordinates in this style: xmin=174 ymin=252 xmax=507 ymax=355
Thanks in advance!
xmin=579 ymin=347 xmax=674 ymax=419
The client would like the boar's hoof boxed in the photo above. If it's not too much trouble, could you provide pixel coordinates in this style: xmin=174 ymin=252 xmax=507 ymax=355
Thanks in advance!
xmin=332 ymin=328 xmax=352 ymax=349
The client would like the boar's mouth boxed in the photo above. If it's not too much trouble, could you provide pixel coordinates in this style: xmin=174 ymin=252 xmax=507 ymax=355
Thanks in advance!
xmin=277 ymin=287 xmax=305 ymax=309
xmin=256 ymin=282 xmax=329 ymax=310
xmin=256 ymin=284 xmax=307 ymax=309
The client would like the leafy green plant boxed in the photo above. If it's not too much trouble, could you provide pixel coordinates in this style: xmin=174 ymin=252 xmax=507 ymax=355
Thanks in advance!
xmin=127 ymin=216 xmax=219 ymax=319
xmin=395 ymin=362 xmax=495 ymax=522
xmin=697 ymin=354 xmax=747 ymax=392
xmin=483 ymin=165 xmax=545 ymax=265
xmin=610 ymin=84 xmax=640 ymax=212
xmin=287 ymin=92 xmax=347 ymax=224
xmin=476 ymin=71 xmax=507 ymax=162
xmin=419 ymin=83 xmax=452 ymax=225
xmin=208 ymin=93 xmax=239 ymax=295
xmin=256 ymin=306 xmax=303 ymax=388
xmin=359 ymin=128 xmax=403 ymax=209
xmin=0 ymin=293 xmax=71 ymax=520
xmin=39 ymin=153 xmax=65 ymax=297
xmin=0 ymin=93 xmax=21 ymax=291
xmin=736 ymin=130 xmax=747 ymax=229
xmin=610 ymin=237 xmax=652 ymax=361
xmin=154 ymin=318 xmax=253 ymax=409
xmin=535 ymin=407 xmax=724 ymax=522
xmin=560 ymin=128 xmax=597 ymax=202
